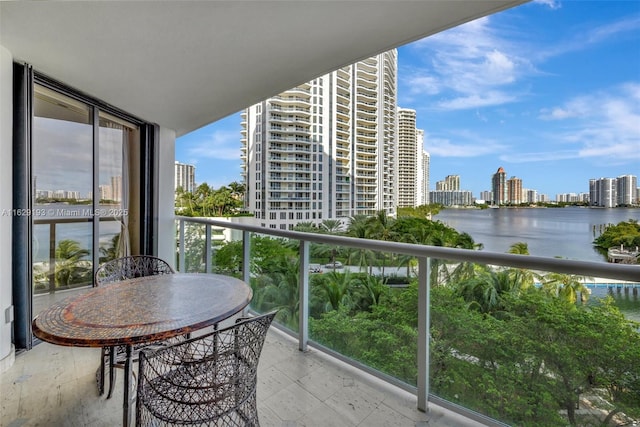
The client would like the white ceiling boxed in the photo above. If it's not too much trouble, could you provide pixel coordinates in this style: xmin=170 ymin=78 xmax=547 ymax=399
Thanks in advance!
xmin=1 ymin=1 xmax=527 ymax=136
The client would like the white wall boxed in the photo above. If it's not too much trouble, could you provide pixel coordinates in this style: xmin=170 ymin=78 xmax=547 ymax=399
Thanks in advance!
xmin=0 ymin=45 xmax=15 ymax=372
xmin=157 ymin=127 xmax=176 ymax=268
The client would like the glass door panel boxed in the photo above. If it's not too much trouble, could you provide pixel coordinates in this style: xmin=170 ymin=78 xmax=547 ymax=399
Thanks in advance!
xmin=32 ymin=85 xmax=94 ymax=315
xmin=98 ymin=112 xmax=136 ymax=262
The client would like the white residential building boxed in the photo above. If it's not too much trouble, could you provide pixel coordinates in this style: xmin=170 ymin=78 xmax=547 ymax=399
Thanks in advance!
xmin=242 ymin=51 xmax=398 ymax=230
xmin=429 ymin=190 xmax=473 ymax=206
xmin=436 ymin=175 xmax=460 ymax=191
xmin=398 ymin=108 xmax=417 ymax=208
xmin=590 ymin=177 xmax=617 ymax=207
xmin=616 ymin=174 xmax=638 ymax=206
xmin=175 ymin=161 xmax=196 ymax=193
xmin=417 ymin=131 xmax=430 ymax=206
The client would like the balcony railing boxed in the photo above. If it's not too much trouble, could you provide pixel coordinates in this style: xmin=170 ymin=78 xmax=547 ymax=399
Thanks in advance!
xmin=175 ymin=216 xmax=640 ymax=427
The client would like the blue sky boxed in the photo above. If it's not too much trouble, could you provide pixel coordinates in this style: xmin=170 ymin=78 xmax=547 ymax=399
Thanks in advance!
xmin=176 ymin=0 xmax=640 ymax=199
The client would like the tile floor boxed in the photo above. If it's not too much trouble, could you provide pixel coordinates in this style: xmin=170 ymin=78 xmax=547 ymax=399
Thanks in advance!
xmin=1 ymin=328 xmax=485 ymax=427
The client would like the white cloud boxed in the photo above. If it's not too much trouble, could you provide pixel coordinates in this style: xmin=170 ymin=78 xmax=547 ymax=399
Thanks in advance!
xmin=532 ymin=14 xmax=640 ymax=62
xmin=185 ymin=129 xmax=240 ymax=161
xmin=530 ymin=83 xmax=640 ymax=162
xmin=406 ymin=75 xmax=440 ymax=95
xmin=532 ymin=0 xmax=561 ymax=10
xmin=425 ymin=132 xmax=508 ymax=157
xmin=403 ymin=15 xmax=532 ymax=111
xmin=500 ymin=150 xmax=576 ymax=163
xmin=436 ymin=91 xmax=516 ymax=110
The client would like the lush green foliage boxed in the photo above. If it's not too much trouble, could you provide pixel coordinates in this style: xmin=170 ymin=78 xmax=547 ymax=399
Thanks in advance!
xmin=175 ymin=182 xmax=246 ymax=217
xmin=593 ymin=219 xmax=640 ymax=250
xmin=180 ymin=210 xmax=640 ymax=426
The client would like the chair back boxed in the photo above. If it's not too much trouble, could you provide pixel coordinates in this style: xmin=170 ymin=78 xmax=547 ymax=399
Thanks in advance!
xmin=94 ymin=255 xmax=174 ymax=287
xmin=136 ymin=311 xmax=277 ymax=426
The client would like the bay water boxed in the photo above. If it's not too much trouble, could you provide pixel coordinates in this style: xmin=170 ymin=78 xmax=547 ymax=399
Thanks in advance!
xmin=435 ymin=207 xmax=640 ymax=321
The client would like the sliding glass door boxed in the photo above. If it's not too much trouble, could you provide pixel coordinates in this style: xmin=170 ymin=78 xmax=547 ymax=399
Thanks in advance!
xmin=31 ymin=84 xmax=138 ymax=316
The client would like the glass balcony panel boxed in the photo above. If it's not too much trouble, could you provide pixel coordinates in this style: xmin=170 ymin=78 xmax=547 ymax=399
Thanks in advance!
xmin=178 ymin=222 xmax=207 ymax=273
xmin=176 ymin=217 xmax=640 ymax=427
xmin=308 ymin=247 xmax=418 ymax=384
xmin=32 ymin=220 xmax=93 ymax=316
xmin=246 ymin=232 xmax=300 ymax=334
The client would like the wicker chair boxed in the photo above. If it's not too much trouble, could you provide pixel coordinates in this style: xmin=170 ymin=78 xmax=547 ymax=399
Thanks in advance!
xmin=136 ymin=311 xmax=276 ymax=427
xmin=94 ymin=255 xmax=175 ymax=398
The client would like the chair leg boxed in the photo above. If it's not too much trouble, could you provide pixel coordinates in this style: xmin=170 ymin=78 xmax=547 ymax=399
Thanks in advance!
xmin=107 ymin=347 xmax=117 ymax=399
xmin=97 ymin=347 xmax=106 ymax=395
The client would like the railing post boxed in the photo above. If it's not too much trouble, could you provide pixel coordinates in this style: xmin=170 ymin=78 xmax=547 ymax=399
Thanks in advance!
xmin=299 ymin=240 xmax=309 ymax=352
xmin=204 ymin=224 xmax=212 ymax=274
xmin=242 ymin=231 xmax=251 ymax=285
xmin=178 ymin=219 xmax=185 ymax=273
xmin=417 ymin=256 xmax=430 ymax=412
xmin=48 ymin=222 xmax=56 ymax=292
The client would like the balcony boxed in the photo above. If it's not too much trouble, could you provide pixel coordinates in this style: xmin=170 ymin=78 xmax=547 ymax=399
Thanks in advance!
xmin=1 ymin=324 xmax=468 ymax=427
xmin=3 ymin=215 xmax=638 ymax=427
xmin=175 ymin=217 xmax=640 ymax=427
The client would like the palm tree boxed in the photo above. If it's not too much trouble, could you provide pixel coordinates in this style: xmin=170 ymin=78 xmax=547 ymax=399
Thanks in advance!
xmin=55 ymin=239 xmax=90 ymax=288
xmin=505 ymin=242 xmax=536 ymax=290
xmin=346 ymin=215 xmax=376 ymax=273
xmin=255 ymin=255 xmax=300 ymax=329
xmin=315 ymin=270 xmax=354 ymax=312
xmin=365 ymin=211 xmax=397 ymax=278
xmin=456 ymin=267 xmax=520 ymax=315
xmin=320 ymin=219 xmax=343 ymax=234
xmin=356 ymin=275 xmax=389 ymax=309
xmin=228 ymin=181 xmax=245 ymax=201
xmin=346 ymin=214 xmax=370 ymax=239
xmin=194 ymin=183 xmax=213 ymax=216
xmin=211 ymin=186 xmax=235 ymax=216
xmin=99 ymin=233 xmax=121 ymax=263
xmin=541 ymin=272 xmax=592 ymax=304
xmin=508 ymin=242 xmax=530 ymax=255
xmin=292 ymin=222 xmax=317 ymax=232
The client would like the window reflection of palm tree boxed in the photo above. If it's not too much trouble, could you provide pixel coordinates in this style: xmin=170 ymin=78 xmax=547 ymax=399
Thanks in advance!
xmin=99 ymin=233 xmax=121 ymax=263
xmin=55 ymin=239 xmax=90 ymax=288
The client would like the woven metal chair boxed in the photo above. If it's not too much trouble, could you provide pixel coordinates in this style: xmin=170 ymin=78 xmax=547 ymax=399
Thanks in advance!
xmin=136 ymin=311 xmax=276 ymax=427
xmin=94 ymin=255 xmax=175 ymax=398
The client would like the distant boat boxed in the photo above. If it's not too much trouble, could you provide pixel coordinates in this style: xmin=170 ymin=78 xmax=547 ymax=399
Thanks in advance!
xmin=489 ymin=205 xmax=499 ymax=209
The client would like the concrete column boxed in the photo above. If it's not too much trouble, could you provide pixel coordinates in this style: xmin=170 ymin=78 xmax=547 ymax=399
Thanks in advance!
xmin=0 ymin=45 xmax=15 ymax=372
xmin=157 ymin=127 xmax=176 ymax=267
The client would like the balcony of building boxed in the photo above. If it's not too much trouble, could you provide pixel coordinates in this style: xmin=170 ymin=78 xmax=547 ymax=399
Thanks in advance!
xmin=2 ymin=318 xmax=478 ymax=427
xmin=170 ymin=213 xmax=639 ymax=427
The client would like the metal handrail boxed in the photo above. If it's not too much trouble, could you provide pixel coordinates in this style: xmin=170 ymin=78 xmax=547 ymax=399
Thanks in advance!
xmin=176 ymin=216 xmax=639 ymax=282
xmin=175 ymin=215 xmax=639 ymax=426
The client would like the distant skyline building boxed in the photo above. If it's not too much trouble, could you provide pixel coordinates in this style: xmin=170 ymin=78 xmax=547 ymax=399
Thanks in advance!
xmin=480 ymin=190 xmax=493 ymax=203
xmin=491 ymin=167 xmax=507 ymax=205
xmin=590 ymin=177 xmax=617 ymax=207
xmin=110 ymin=175 xmax=122 ymax=202
xmin=429 ymin=190 xmax=473 ymax=206
xmin=588 ymin=175 xmax=638 ymax=207
xmin=417 ymin=143 xmax=430 ymax=206
xmin=175 ymin=161 xmax=196 ymax=193
xmin=556 ymin=193 xmax=580 ymax=203
xmin=242 ymin=51 xmax=398 ymax=229
xmin=525 ymin=189 xmax=537 ymax=204
xmin=507 ymin=176 xmax=523 ymax=204
xmin=397 ymin=108 xmax=418 ymax=208
xmin=616 ymin=174 xmax=638 ymax=206
xmin=436 ymin=175 xmax=460 ymax=191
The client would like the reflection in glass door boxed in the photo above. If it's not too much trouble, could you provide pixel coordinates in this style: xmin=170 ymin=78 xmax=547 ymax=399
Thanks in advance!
xmin=32 ymin=85 xmax=93 ymax=315
xmin=31 ymin=84 xmax=138 ymax=317
xmin=98 ymin=112 xmax=136 ymax=264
